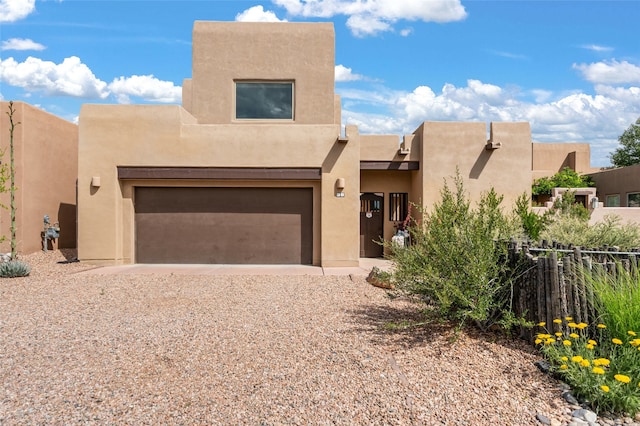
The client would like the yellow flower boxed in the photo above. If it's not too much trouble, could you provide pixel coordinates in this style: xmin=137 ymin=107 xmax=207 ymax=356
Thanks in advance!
xmin=614 ymin=374 xmax=631 ymax=384
xmin=555 ymin=332 xmax=563 ymax=337
xmin=612 ymin=338 xmax=623 ymax=345
xmin=538 ymin=322 xmax=546 ymax=327
xmin=576 ymin=323 xmax=588 ymax=330
xmin=553 ymin=319 xmax=562 ymax=324
xmin=561 ymin=356 xmax=568 ymax=361
xmin=592 ymin=367 xmax=605 ymax=375
xmin=628 ymin=330 xmax=637 ymax=337
xmin=597 ymin=324 xmax=607 ymax=329
xmin=535 ymin=338 xmax=542 ymax=345
xmin=593 ymin=358 xmax=610 ymax=366
xmin=569 ymin=333 xmax=579 ymax=339
xmin=563 ymin=340 xmax=572 ymax=347
xmin=585 ymin=343 xmax=595 ymax=350
xmin=565 ymin=316 xmax=573 ymax=321
xmin=560 ymin=364 xmax=568 ymax=370
xmin=568 ymin=322 xmax=578 ymax=329
xmin=588 ymin=339 xmax=597 ymax=346
xmin=580 ymin=359 xmax=590 ymax=367
xmin=631 ymin=339 xmax=640 ymax=347
xmin=601 ymin=385 xmax=610 ymax=392
xmin=571 ymin=356 xmax=583 ymax=363
xmin=537 ymin=333 xmax=551 ymax=340
xmin=544 ymin=338 xmax=554 ymax=345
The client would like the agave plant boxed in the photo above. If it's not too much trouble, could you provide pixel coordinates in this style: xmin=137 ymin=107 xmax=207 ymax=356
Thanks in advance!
xmin=0 ymin=260 xmax=31 ymax=278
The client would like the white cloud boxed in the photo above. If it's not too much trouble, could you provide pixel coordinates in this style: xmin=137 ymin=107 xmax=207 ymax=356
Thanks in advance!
xmin=272 ymin=0 xmax=466 ymax=36
xmin=580 ymin=44 xmax=613 ymax=53
xmin=338 ymin=79 xmax=640 ymax=166
xmin=573 ymin=60 xmax=640 ymax=85
xmin=335 ymin=64 xmax=363 ymax=82
xmin=236 ymin=5 xmax=286 ymax=22
xmin=0 ymin=56 xmax=182 ymax=104
xmin=0 ymin=56 xmax=109 ymax=99
xmin=0 ymin=0 xmax=35 ymax=22
xmin=108 ymin=75 xmax=181 ymax=104
xmin=1 ymin=38 xmax=45 ymax=51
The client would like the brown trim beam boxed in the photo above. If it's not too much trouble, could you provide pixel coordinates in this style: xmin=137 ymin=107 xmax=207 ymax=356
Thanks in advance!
xmin=360 ymin=161 xmax=419 ymax=171
xmin=117 ymin=167 xmax=322 ymax=181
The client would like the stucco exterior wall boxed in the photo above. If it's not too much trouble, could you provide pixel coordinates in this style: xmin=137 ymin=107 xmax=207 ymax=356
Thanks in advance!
xmin=587 ymin=164 xmax=640 ymax=207
xmin=78 ymin=105 xmax=358 ymax=265
xmin=532 ymin=142 xmax=595 ymax=180
xmin=189 ymin=22 xmax=336 ymax=125
xmin=418 ymin=121 xmax=532 ymax=211
xmin=0 ymin=101 xmax=78 ymax=254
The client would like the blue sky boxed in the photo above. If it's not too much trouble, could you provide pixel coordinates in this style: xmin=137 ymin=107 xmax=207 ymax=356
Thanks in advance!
xmin=1 ymin=0 xmax=639 ymax=167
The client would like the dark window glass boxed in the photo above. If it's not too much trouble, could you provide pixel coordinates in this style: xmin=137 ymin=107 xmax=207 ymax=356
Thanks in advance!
xmin=236 ymin=82 xmax=293 ymax=119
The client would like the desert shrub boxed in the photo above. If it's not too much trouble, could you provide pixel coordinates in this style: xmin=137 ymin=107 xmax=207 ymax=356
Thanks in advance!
xmin=513 ymin=192 xmax=546 ymax=240
xmin=390 ymin=171 xmax=518 ymax=330
xmin=540 ymin=215 xmax=640 ymax=250
xmin=0 ymin=260 xmax=31 ymax=278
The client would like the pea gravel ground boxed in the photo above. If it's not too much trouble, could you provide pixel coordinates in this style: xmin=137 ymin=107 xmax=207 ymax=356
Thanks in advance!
xmin=1 ymin=250 xmax=576 ymax=425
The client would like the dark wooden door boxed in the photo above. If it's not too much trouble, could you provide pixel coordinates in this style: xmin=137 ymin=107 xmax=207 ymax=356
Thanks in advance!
xmin=359 ymin=193 xmax=384 ymax=258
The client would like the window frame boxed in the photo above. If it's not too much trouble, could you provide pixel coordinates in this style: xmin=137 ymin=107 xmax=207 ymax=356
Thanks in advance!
xmin=234 ymin=80 xmax=295 ymax=121
xmin=606 ymin=194 xmax=620 ymax=207
xmin=627 ymin=192 xmax=640 ymax=207
xmin=389 ymin=192 xmax=409 ymax=222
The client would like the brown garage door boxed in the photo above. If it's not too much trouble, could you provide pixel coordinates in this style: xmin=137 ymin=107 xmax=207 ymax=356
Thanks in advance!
xmin=135 ymin=187 xmax=313 ymax=264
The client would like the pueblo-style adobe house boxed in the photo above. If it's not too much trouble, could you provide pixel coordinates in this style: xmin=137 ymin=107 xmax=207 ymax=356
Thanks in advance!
xmin=6 ymin=21 xmax=631 ymax=264
xmin=78 ymin=21 xmax=535 ymax=266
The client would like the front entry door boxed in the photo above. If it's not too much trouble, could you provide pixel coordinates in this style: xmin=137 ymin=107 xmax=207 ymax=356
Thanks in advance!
xmin=360 ymin=193 xmax=384 ymax=258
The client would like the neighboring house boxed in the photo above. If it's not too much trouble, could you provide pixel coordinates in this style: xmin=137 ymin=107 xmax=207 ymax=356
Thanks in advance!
xmin=78 ymin=21 xmax=536 ymax=266
xmin=586 ymin=165 xmax=640 ymax=225
xmin=532 ymin=142 xmax=598 ymax=181
xmin=0 ymin=101 xmax=78 ymax=254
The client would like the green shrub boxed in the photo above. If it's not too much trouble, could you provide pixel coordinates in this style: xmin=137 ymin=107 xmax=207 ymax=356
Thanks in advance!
xmin=540 ymin=215 xmax=640 ymax=250
xmin=390 ymin=171 xmax=518 ymax=330
xmin=532 ymin=167 xmax=595 ymax=196
xmin=0 ymin=260 xmax=31 ymax=278
xmin=513 ymin=192 xmax=546 ymax=240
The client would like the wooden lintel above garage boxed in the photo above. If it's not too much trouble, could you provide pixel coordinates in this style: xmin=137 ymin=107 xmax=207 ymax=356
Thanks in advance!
xmin=117 ymin=166 xmax=322 ymax=181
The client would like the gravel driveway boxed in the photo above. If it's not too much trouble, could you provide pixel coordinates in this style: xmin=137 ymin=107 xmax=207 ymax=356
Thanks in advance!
xmin=1 ymin=251 xmax=572 ymax=425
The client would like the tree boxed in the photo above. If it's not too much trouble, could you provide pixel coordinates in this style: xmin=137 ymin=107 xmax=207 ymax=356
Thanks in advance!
xmin=532 ymin=167 xmax=594 ymax=196
xmin=610 ymin=117 xmax=640 ymax=167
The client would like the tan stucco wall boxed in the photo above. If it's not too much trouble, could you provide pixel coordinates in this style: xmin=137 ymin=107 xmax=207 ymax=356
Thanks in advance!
xmin=590 ymin=207 xmax=640 ymax=225
xmin=417 ymin=121 xmax=532 ymax=211
xmin=188 ymin=22 xmax=336 ymax=125
xmin=78 ymin=105 xmax=359 ymax=266
xmin=360 ymin=134 xmax=421 ymax=162
xmin=0 ymin=101 xmax=78 ymax=255
xmin=532 ymin=142 xmax=596 ymax=180
xmin=587 ymin=164 xmax=640 ymax=207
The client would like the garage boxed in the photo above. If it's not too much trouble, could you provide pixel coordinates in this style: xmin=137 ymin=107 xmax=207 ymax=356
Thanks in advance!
xmin=134 ymin=187 xmax=313 ymax=264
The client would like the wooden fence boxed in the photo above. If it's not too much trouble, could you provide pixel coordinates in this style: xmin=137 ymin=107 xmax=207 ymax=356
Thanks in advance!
xmin=508 ymin=241 xmax=640 ymax=339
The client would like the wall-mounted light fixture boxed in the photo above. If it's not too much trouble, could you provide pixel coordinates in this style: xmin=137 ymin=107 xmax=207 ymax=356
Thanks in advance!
xmin=335 ymin=177 xmax=345 ymax=197
xmin=91 ymin=176 xmax=101 ymax=188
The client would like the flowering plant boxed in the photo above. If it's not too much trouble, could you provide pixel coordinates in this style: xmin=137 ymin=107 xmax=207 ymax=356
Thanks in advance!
xmin=536 ymin=318 xmax=640 ymax=415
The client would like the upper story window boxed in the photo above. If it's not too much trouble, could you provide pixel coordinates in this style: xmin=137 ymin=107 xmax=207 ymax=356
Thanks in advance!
xmin=235 ymin=82 xmax=294 ymax=120
xmin=606 ymin=194 xmax=620 ymax=207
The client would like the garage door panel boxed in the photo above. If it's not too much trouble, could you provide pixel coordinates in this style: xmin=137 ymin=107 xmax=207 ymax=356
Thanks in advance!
xmin=135 ymin=187 xmax=312 ymax=264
